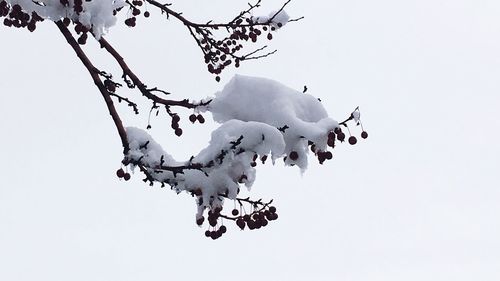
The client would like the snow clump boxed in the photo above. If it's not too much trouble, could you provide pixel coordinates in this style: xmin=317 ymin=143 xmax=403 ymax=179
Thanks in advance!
xmin=125 ymin=75 xmax=339 ymax=213
xmin=4 ymin=0 xmax=124 ymax=38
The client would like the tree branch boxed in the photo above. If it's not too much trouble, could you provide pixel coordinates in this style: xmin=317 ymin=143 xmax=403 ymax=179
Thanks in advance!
xmin=98 ymin=36 xmax=211 ymax=109
xmin=55 ymin=20 xmax=130 ymax=154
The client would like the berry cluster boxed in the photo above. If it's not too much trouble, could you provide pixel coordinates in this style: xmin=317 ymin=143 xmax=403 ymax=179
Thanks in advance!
xmin=307 ymin=125 xmax=368 ymax=165
xmin=71 ymin=20 xmax=90 ymax=45
xmin=59 ymin=0 xmax=84 ymax=14
xmin=249 ymin=153 xmax=268 ymax=168
xmin=170 ymin=113 xmax=183 ymax=136
xmin=188 ymin=113 xmax=205 ymax=124
xmin=124 ymin=0 xmax=150 ymax=27
xmin=116 ymin=168 xmax=131 ymax=181
xmin=197 ymin=19 xmax=280 ymax=81
xmin=1 ymin=2 xmax=43 ymax=32
xmin=197 ymin=200 xmax=278 ymax=240
xmin=234 ymin=205 xmax=278 ymax=231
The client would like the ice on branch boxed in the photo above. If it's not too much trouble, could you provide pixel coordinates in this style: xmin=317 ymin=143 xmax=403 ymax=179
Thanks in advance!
xmin=4 ymin=0 xmax=124 ymax=38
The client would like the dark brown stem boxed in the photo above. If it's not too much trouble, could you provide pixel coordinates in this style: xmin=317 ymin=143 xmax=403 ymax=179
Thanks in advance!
xmin=98 ymin=37 xmax=211 ymax=109
xmin=146 ymin=0 xmax=293 ymax=28
xmin=55 ymin=21 xmax=130 ymax=154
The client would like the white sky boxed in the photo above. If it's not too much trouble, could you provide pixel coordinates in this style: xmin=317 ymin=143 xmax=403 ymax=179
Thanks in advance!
xmin=1 ymin=1 xmax=499 ymax=280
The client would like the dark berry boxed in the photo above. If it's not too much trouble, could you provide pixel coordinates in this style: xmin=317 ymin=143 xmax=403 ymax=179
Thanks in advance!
xmin=123 ymin=173 xmax=131 ymax=181
xmin=325 ymin=151 xmax=333 ymax=160
xmin=232 ymin=209 xmax=239 ymax=216
xmin=116 ymin=168 xmax=125 ymax=178
xmin=196 ymin=114 xmax=205 ymax=124
xmin=337 ymin=132 xmax=346 ymax=142
xmin=175 ymin=128 xmax=183 ymax=136
xmin=269 ymin=206 xmax=276 ymax=213
xmin=348 ymin=136 xmax=357 ymax=145
xmin=219 ymin=225 xmax=227 ymax=233
xmin=189 ymin=114 xmax=197 ymax=123
xmin=236 ymin=218 xmax=245 ymax=230
xmin=144 ymin=11 xmax=150 ymax=18
xmin=204 ymin=230 xmax=211 ymax=237
xmin=196 ymin=217 xmax=204 ymax=226
xmin=289 ymin=151 xmax=299 ymax=161
xmin=361 ymin=131 xmax=368 ymax=139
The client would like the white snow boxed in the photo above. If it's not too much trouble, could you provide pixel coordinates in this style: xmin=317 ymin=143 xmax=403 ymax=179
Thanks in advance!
xmin=252 ymin=9 xmax=290 ymax=28
xmin=124 ymin=75 xmax=340 ymax=213
xmin=5 ymin=0 xmax=125 ymax=38
xmin=209 ymin=75 xmax=339 ymax=169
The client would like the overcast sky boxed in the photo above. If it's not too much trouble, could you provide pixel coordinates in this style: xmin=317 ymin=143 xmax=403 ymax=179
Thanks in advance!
xmin=1 ymin=1 xmax=499 ymax=280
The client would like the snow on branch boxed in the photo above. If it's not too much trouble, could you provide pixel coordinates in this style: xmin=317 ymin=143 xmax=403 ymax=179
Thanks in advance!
xmin=2 ymin=0 xmax=368 ymax=240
